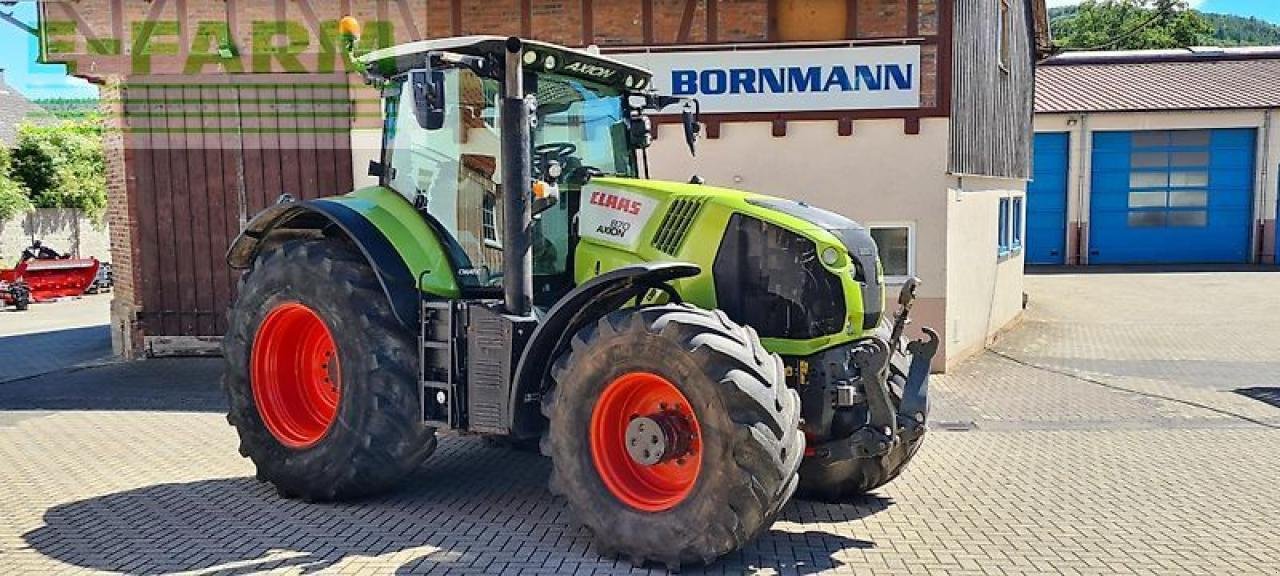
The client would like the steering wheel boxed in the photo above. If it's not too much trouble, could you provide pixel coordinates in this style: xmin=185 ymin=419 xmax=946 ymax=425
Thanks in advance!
xmin=534 ymin=142 xmax=577 ymax=158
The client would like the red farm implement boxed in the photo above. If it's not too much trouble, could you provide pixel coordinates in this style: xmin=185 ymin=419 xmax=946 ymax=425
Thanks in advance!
xmin=1 ymin=258 xmax=100 ymax=310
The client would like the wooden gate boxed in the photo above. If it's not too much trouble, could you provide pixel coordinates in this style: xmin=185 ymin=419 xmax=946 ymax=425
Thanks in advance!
xmin=122 ymin=74 xmax=354 ymax=343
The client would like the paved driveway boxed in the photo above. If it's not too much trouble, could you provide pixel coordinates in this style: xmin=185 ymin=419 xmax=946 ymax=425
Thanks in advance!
xmin=1 ymin=272 xmax=1278 ymax=575
xmin=0 ymin=295 xmax=112 ymax=383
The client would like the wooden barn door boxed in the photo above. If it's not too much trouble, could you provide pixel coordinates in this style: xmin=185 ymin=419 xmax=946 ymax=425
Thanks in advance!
xmin=122 ymin=74 xmax=354 ymax=344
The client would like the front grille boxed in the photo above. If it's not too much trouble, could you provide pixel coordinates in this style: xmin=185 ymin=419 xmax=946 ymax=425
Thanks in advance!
xmin=712 ymin=213 xmax=846 ymax=340
xmin=651 ymin=196 xmax=706 ymax=255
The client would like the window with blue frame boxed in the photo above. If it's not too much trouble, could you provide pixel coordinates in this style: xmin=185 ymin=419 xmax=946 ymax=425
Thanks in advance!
xmin=1011 ymin=197 xmax=1024 ymax=251
xmin=1127 ymin=130 xmax=1211 ymax=228
xmin=998 ymin=197 xmax=1011 ymax=255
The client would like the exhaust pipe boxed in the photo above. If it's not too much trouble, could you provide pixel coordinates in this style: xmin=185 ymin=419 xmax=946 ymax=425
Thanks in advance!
xmin=500 ymin=37 xmax=533 ymax=317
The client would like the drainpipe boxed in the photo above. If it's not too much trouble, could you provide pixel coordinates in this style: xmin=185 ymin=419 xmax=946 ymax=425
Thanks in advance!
xmin=1259 ymin=109 xmax=1274 ymax=264
xmin=1073 ymin=113 xmax=1090 ymax=265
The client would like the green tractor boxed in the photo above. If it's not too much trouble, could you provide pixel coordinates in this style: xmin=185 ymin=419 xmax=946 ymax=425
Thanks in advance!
xmin=223 ymin=31 xmax=937 ymax=568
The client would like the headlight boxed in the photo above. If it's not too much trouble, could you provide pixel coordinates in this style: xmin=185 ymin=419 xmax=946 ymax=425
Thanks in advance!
xmin=821 ymin=246 xmax=841 ymax=267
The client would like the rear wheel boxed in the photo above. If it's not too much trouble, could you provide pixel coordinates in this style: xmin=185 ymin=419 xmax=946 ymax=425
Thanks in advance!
xmin=543 ymin=305 xmax=803 ymax=568
xmin=222 ymin=239 xmax=436 ymax=501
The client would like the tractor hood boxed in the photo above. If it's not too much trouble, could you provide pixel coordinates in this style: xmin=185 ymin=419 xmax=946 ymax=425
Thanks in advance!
xmin=743 ymin=196 xmax=884 ymax=331
xmin=586 ymin=177 xmax=885 ymax=335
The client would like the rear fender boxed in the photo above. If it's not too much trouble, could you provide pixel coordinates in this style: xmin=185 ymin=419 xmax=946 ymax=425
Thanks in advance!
xmin=226 ymin=187 xmax=461 ymax=328
xmin=507 ymin=262 xmax=701 ymax=438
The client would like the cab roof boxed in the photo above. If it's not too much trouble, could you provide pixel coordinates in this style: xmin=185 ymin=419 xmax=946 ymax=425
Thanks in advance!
xmin=358 ymin=36 xmax=654 ymax=92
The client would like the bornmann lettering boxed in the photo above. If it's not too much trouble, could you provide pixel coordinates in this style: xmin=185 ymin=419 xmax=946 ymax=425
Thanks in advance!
xmin=671 ymin=64 xmax=914 ymax=96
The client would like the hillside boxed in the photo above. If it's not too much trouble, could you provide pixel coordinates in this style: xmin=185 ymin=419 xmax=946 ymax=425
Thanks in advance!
xmin=1198 ymin=12 xmax=1280 ymax=46
xmin=32 ymin=98 xmax=100 ymax=121
xmin=1049 ymin=5 xmax=1280 ymax=47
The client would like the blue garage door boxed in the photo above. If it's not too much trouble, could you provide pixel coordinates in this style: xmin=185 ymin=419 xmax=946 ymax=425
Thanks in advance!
xmin=1028 ymin=133 xmax=1070 ymax=265
xmin=1090 ymin=129 xmax=1254 ymax=264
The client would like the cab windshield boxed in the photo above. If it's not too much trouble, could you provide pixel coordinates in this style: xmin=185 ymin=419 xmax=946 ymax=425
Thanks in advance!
xmin=383 ymin=67 xmax=633 ymax=292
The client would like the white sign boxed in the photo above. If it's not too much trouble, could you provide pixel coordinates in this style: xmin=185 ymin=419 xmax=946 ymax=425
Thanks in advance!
xmin=578 ymin=184 xmax=658 ymax=250
xmin=615 ymin=45 xmax=921 ymax=113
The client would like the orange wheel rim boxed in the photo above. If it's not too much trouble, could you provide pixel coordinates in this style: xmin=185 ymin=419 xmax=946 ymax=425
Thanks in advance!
xmin=251 ymin=302 xmax=341 ymax=449
xmin=589 ymin=372 xmax=702 ymax=512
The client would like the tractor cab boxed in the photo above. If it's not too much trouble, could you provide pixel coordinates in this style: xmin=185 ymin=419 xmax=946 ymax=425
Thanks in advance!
xmin=360 ymin=37 xmax=689 ymax=307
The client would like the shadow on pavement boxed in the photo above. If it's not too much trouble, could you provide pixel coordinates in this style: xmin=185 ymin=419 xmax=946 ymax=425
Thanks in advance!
xmin=23 ymin=439 xmax=886 ymax=574
xmin=0 ymin=325 xmax=111 ymax=382
xmin=1235 ymin=387 xmax=1280 ymax=409
xmin=0 ymin=357 xmax=225 ymax=412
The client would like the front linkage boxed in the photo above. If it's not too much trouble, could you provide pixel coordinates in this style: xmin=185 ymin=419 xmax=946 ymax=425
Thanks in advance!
xmin=791 ymin=280 xmax=939 ymax=501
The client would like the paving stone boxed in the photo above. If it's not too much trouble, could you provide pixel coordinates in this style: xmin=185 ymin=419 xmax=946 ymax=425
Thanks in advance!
xmin=1 ymin=273 xmax=1278 ymax=574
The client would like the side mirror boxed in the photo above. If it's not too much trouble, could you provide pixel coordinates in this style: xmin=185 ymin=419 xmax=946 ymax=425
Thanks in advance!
xmin=681 ymin=101 xmax=701 ymax=156
xmin=411 ymin=69 xmax=445 ymax=130
xmin=628 ymin=116 xmax=652 ymax=150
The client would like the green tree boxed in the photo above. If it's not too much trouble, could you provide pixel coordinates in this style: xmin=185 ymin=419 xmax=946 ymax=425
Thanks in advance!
xmin=1052 ymin=0 xmax=1213 ymax=50
xmin=7 ymin=119 xmax=107 ymax=219
xmin=1198 ymin=13 xmax=1280 ymax=46
xmin=0 ymin=147 xmax=33 ymax=221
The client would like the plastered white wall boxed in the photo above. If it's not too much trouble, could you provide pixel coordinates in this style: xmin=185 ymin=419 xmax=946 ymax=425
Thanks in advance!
xmin=944 ymin=176 xmax=1026 ymax=366
xmin=645 ymin=118 xmax=953 ymax=302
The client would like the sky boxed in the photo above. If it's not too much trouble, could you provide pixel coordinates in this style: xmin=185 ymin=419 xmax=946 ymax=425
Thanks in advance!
xmin=1 ymin=1 xmax=1279 ymax=101
xmin=0 ymin=1 xmax=98 ymax=100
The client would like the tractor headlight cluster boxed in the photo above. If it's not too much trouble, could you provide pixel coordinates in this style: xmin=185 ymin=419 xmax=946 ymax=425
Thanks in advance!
xmin=523 ymin=50 xmax=558 ymax=70
xmin=820 ymin=246 xmax=842 ymax=267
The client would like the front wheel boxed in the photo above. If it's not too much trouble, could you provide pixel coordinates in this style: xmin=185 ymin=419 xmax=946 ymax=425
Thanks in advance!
xmin=222 ymin=239 xmax=436 ymax=501
xmin=542 ymin=305 xmax=803 ymax=568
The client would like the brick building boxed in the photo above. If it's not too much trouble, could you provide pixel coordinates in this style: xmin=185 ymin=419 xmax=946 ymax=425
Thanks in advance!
xmin=40 ymin=0 xmax=1049 ymax=369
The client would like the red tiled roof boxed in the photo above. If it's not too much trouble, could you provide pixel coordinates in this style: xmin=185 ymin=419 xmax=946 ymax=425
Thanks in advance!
xmin=1035 ymin=57 xmax=1280 ymax=113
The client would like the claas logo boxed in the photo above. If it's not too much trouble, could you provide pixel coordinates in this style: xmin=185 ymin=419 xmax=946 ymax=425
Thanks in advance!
xmin=589 ymin=191 xmax=642 ymax=215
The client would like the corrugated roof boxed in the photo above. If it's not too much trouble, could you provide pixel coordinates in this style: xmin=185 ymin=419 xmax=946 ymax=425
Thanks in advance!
xmin=0 ymin=74 xmax=48 ymax=146
xmin=1035 ymin=49 xmax=1280 ymax=113
xmin=1042 ymin=46 xmax=1280 ymax=65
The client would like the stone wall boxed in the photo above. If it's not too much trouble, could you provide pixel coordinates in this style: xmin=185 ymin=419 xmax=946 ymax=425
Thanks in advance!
xmin=0 ymin=209 xmax=111 ymax=269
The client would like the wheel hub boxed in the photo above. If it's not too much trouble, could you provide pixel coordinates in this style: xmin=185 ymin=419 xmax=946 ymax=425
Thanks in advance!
xmin=589 ymin=372 xmax=703 ymax=512
xmin=625 ymin=412 xmax=694 ymax=466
